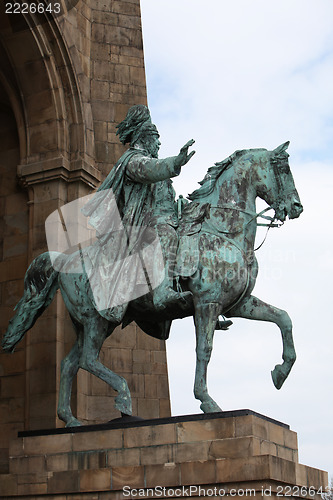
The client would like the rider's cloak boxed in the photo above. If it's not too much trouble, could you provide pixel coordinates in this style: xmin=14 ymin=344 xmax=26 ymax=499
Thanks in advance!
xmin=80 ymin=147 xmax=181 ymax=324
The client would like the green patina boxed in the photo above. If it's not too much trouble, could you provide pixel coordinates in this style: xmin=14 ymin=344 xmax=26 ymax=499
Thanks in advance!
xmin=2 ymin=105 xmax=303 ymax=426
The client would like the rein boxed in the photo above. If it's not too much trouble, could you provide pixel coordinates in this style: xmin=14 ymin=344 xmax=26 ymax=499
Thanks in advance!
xmin=207 ymin=205 xmax=283 ymax=251
xmin=244 ymin=206 xmax=284 ymax=251
xmin=254 ymin=210 xmax=284 ymax=251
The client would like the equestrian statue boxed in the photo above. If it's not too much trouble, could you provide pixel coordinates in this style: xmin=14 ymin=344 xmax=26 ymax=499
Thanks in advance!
xmin=2 ymin=105 xmax=303 ymax=427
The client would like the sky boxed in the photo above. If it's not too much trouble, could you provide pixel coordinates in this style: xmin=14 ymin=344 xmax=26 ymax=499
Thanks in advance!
xmin=141 ymin=0 xmax=333 ymax=476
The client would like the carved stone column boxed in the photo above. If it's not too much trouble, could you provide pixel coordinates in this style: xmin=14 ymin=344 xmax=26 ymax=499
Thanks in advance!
xmin=18 ymin=157 xmax=102 ymax=431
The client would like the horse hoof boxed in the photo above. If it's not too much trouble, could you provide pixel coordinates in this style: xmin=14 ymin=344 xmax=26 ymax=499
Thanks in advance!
xmin=115 ymin=394 xmax=132 ymax=416
xmin=200 ymin=401 xmax=222 ymax=413
xmin=65 ymin=417 xmax=82 ymax=428
xmin=271 ymin=365 xmax=285 ymax=390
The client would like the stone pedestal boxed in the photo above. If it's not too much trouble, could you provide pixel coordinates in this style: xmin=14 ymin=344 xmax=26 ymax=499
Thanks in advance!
xmin=0 ymin=410 xmax=328 ymax=499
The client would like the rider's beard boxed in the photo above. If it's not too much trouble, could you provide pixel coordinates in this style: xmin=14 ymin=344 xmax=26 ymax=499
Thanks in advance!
xmin=146 ymin=143 xmax=159 ymax=159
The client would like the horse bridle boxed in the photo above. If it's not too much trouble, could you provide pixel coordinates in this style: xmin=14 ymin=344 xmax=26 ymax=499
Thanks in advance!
xmin=270 ymin=152 xmax=299 ymax=217
xmin=206 ymin=152 xmax=297 ymax=251
xmin=247 ymin=153 xmax=295 ymax=249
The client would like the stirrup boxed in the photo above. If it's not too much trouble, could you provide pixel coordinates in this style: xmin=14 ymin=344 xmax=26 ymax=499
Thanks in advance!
xmin=175 ymin=276 xmax=192 ymax=303
xmin=153 ymin=288 xmax=191 ymax=311
xmin=178 ymin=290 xmax=192 ymax=303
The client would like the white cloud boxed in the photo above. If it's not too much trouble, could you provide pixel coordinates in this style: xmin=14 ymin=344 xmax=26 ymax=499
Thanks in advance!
xmin=142 ymin=0 xmax=333 ymax=164
xmin=141 ymin=0 xmax=333 ymax=475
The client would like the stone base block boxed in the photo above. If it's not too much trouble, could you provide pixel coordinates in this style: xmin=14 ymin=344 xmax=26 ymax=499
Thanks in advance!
xmin=0 ymin=410 xmax=328 ymax=499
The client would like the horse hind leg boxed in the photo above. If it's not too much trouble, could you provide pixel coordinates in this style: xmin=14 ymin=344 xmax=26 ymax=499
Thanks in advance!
xmin=57 ymin=338 xmax=81 ymax=427
xmin=79 ymin=318 xmax=132 ymax=416
xmin=228 ymin=294 xmax=296 ymax=389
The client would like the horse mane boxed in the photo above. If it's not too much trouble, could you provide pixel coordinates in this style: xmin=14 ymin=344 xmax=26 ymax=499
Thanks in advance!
xmin=188 ymin=148 xmax=267 ymax=201
xmin=188 ymin=150 xmax=244 ymax=201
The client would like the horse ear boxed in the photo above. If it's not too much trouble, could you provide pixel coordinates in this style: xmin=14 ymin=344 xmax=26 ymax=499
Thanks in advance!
xmin=273 ymin=141 xmax=290 ymax=154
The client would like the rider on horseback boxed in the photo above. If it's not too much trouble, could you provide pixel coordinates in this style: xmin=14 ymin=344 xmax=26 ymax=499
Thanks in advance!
xmin=82 ymin=105 xmax=195 ymax=317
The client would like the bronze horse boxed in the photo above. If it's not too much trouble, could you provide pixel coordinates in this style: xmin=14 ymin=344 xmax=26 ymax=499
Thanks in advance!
xmin=2 ymin=141 xmax=303 ymax=427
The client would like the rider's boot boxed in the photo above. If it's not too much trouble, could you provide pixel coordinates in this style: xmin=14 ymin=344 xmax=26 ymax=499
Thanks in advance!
xmin=153 ymin=252 xmax=192 ymax=310
xmin=215 ymin=318 xmax=233 ymax=330
xmin=153 ymin=276 xmax=192 ymax=311
xmin=153 ymin=223 xmax=192 ymax=311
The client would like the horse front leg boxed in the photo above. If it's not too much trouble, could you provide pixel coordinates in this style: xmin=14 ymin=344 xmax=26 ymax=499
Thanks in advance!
xmin=194 ymin=302 xmax=223 ymax=413
xmin=228 ymin=295 xmax=296 ymax=389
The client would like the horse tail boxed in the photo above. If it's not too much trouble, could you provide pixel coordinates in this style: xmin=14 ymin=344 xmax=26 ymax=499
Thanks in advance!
xmin=2 ymin=252 xmax=62 ymax=353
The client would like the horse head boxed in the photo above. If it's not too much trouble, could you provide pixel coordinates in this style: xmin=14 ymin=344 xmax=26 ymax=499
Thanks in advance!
xmin=256 ymin=141 xmax=303 ymax=222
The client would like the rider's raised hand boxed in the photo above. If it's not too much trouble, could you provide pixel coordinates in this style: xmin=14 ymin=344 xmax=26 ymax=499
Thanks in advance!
xmin=175 ymin=139 xmax=196 ymax=168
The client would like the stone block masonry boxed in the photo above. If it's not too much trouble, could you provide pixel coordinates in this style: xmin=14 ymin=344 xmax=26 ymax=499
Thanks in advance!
xmin=0 ymin=411 xmax=328 ymax=498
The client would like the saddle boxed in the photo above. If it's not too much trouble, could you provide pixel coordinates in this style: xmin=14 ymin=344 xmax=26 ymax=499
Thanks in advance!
xmin=174 ymin=202 xmax=210 ymax=278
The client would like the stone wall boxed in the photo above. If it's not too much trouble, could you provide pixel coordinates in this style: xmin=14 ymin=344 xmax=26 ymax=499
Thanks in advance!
xmin=0 ymin=0 xmax=171 ymax=475
xmin=0 ymin=76 xmax=29 ymax=475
